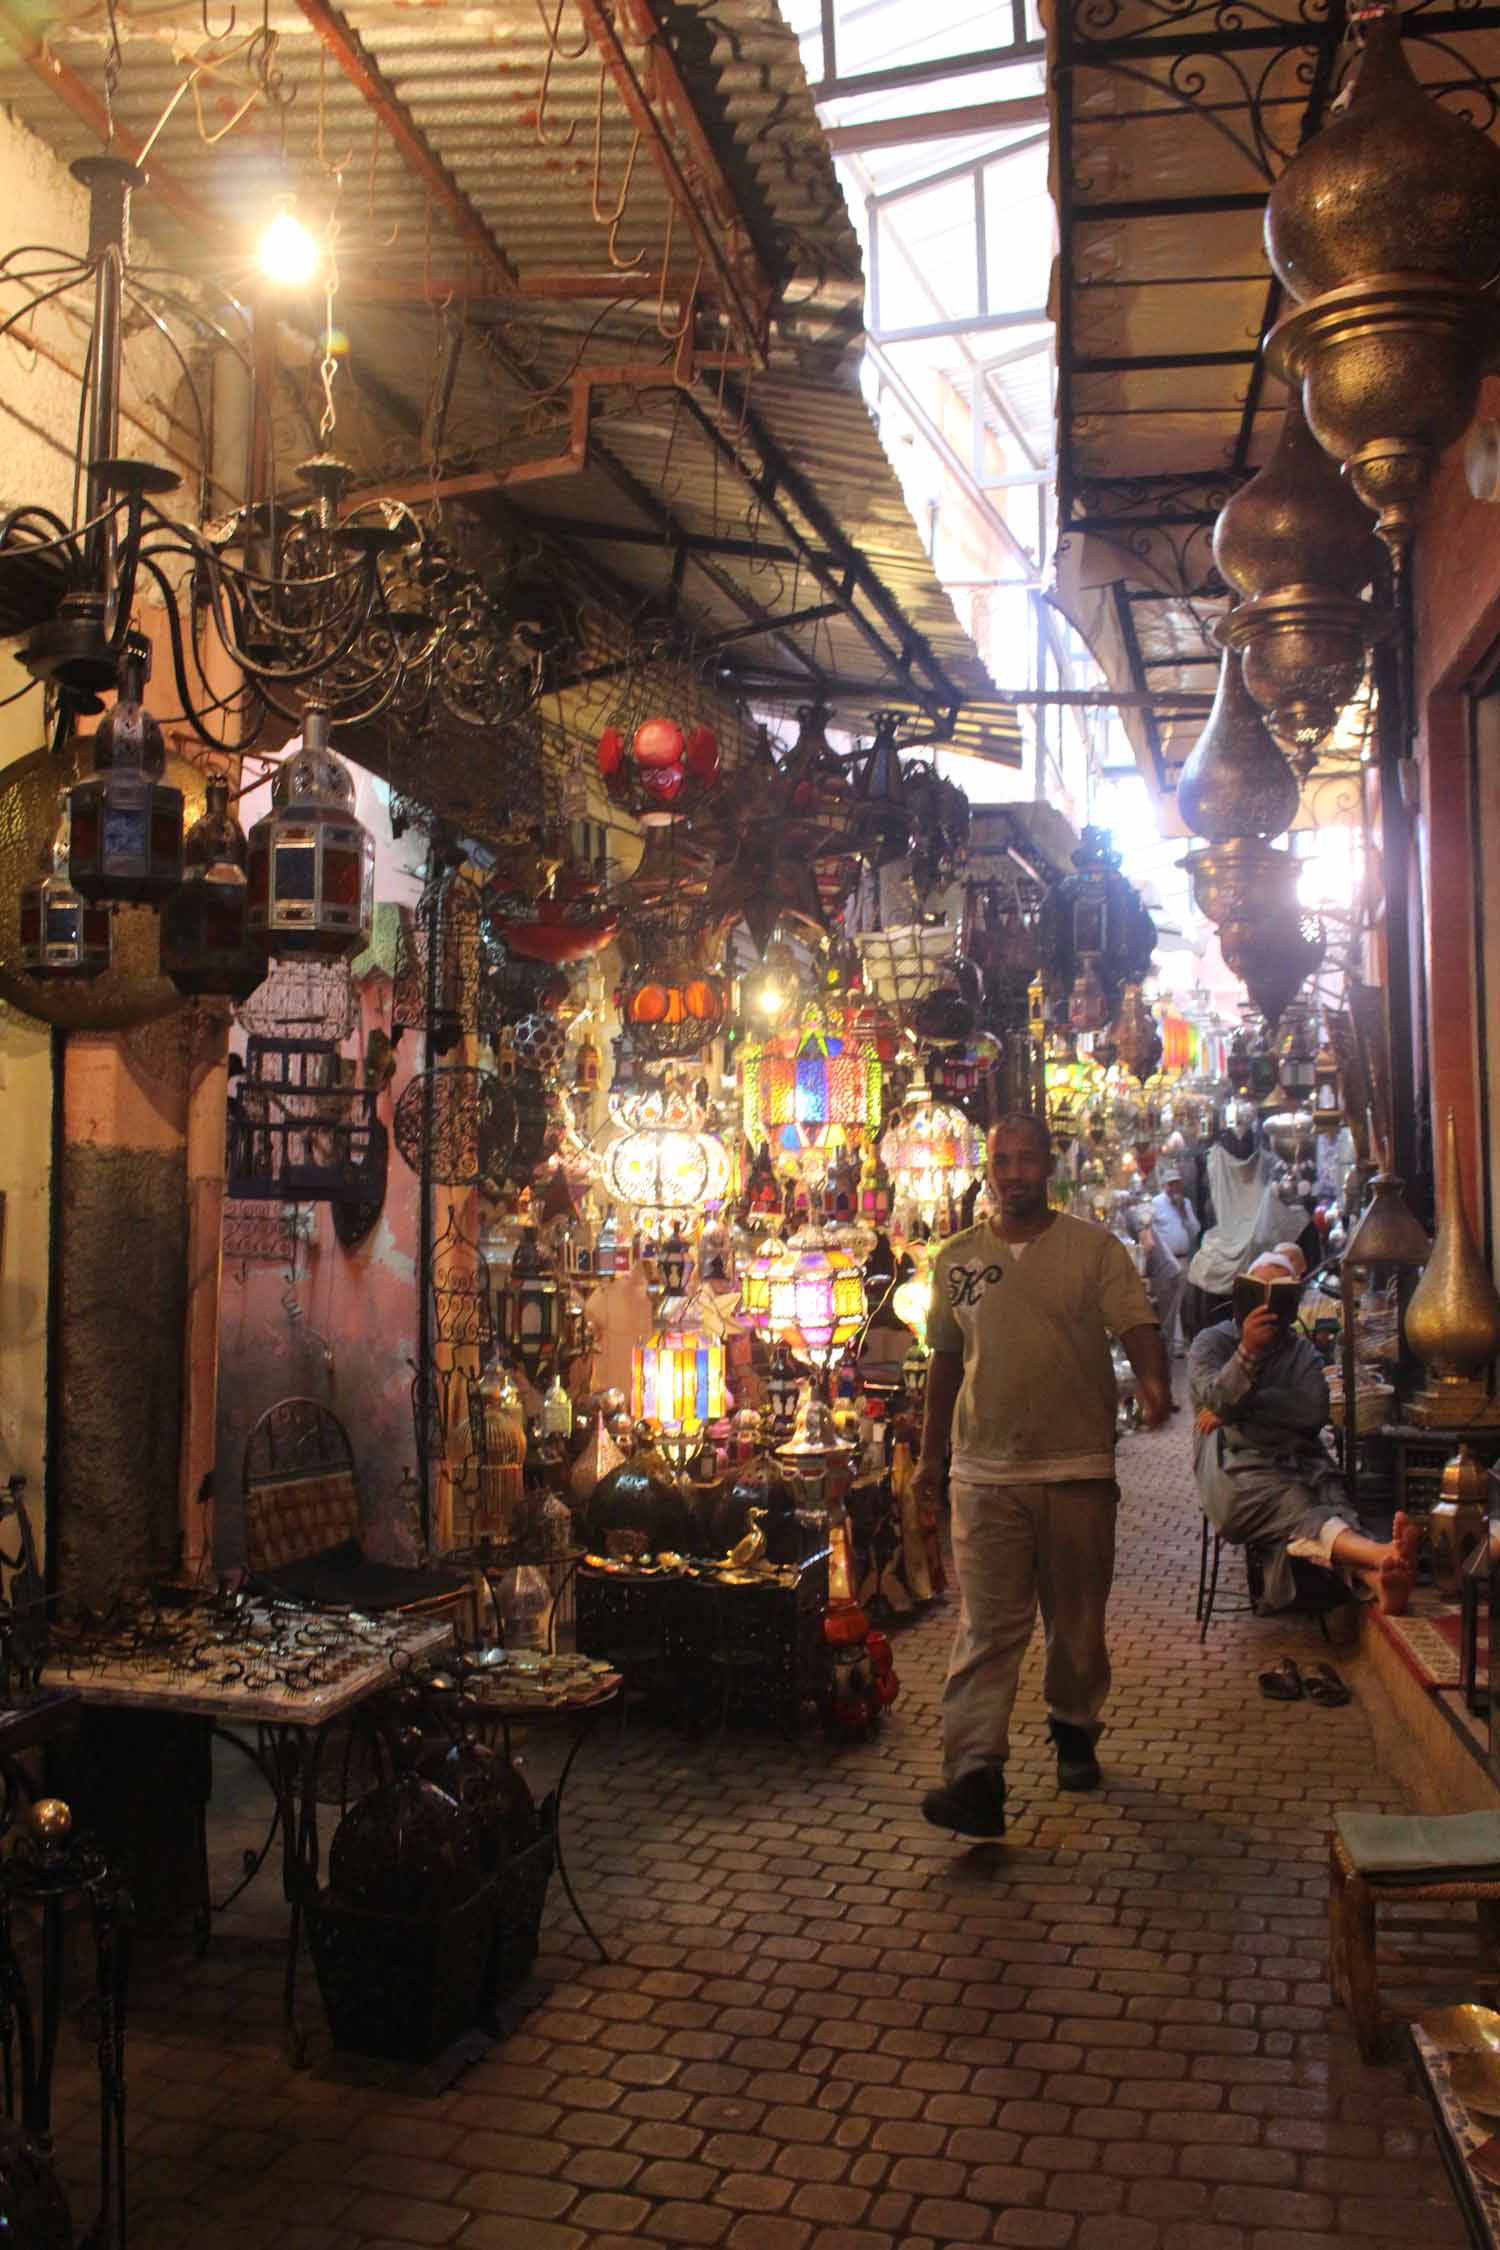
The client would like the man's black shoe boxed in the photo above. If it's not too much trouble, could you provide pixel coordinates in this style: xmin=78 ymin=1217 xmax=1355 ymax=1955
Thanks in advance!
xmin=921 ymin=1765 xmax=1006 ymax=1838
xmin=1050 ymin=1719 xmax=1101 ymax=1792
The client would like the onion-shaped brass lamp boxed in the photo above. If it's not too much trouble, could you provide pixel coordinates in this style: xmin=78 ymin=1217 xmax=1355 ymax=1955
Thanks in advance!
xmin=1214 ymin=395 xmax=1387 ymax=764
xmin=1403 ymin=1108 xmax=1500 ymax=1426
xmin=1264 ymin=10 xmax=1500 ymax=559
xmin=1178 ymin=652 xmax=1301 ymax=843
xmin=1182 ymin=837 xmax=1325 ymax=1026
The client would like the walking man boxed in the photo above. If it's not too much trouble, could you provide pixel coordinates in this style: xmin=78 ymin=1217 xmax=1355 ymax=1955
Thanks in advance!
xmin=913 ymin=1114 xmax=1171 ymax=1837
xmin=1149 ymin=1164 xmax=1200 ymax=1354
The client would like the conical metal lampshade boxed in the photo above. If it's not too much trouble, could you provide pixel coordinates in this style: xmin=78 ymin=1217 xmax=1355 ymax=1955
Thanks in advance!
xmin=1342 ymin=1168 xmax=1431 ymax=1270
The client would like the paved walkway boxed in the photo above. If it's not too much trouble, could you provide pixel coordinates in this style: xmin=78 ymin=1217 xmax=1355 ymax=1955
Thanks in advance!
xmin=53 ymin=1414 xmax=1472 ymax=2247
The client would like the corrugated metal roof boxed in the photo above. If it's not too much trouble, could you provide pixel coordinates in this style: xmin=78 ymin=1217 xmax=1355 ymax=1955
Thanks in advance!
xmin=0 ymin=0 xmax=1019 ymax=756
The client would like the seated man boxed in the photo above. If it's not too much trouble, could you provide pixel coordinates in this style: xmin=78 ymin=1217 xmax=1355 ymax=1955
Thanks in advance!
xmin=1188 ymin=1253 xmax=1417 ymax=1612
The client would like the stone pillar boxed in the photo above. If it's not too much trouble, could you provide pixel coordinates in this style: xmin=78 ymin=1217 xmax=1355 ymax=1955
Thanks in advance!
xmin=55 ymin=1020 xmax=191 ymax=1611
xmin=178 ymin=1004 xmax=230 ymax=1582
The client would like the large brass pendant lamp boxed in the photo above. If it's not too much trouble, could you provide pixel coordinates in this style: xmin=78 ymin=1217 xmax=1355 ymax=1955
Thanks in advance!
xmin=1214 ymin=392 xmax=1388 ymax=770
xmin=1264 ymin=7 xmax=1500 ymax=563
xmin=1179 ymin=655 xmax=1324 ymax=1024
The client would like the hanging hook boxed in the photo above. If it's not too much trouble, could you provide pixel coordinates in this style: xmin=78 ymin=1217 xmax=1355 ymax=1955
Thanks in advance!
xmin=316 ymin=47 xmax=354 ymax=176
xmin=591 ymin=63 xmax=645 ymax=269
xmin=535 ymin=0 xmax=581 ymax=146
xmin=201 ymin=0 xmax=237 ymax=40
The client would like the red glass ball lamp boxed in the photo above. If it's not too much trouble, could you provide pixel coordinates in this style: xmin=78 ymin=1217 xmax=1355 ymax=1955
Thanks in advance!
xmin=597 ymin=718 xmax=720 ymax=821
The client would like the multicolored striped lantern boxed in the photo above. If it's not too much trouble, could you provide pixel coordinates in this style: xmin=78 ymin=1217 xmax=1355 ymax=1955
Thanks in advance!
xmin=631 ymin=1326 xmax=727 ymax=1438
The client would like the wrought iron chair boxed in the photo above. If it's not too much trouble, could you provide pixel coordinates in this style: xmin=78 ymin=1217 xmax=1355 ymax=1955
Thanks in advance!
xmin=242 ymin=1398 xmax=467 ymax=1622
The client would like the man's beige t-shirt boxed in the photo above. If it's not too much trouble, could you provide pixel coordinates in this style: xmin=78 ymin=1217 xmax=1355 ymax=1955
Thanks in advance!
xmin=926 ymin=1212 xmax=1157 ymax=1484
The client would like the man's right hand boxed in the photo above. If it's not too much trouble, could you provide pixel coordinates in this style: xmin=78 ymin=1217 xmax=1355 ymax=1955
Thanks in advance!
xmin=910 ymin=1456 xmax=943 ymax=1511
xmin=1240 ymin=1303 xmax=1279 ymax=1361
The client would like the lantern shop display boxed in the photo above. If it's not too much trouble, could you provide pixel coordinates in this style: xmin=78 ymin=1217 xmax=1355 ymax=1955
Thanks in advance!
xmin=66 ymin=636 xmax=183 ymax=905
xmin=879 ymin=1094 xmax=983 ymax=1226
xmin=18 ymin=799 xmax=112 ymax=981
xmin=246 ymin=710 xmax=375 ymax=960
xmin=752 ymin=1227 xmax=867 ymax=1373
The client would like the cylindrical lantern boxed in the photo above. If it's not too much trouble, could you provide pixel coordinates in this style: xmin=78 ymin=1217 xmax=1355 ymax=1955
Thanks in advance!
xmin=246 ymin=707 xmax=374 ymax=958
xmin=631 ymin=1323 xmax=727 ymax=1447
xmin=161 ymin=775 xmax=266 ymax=1001
xmin=66 ymin=637 xmax=183 ymax=906
xmin=18 ymin=796 xmax=112 ymax=980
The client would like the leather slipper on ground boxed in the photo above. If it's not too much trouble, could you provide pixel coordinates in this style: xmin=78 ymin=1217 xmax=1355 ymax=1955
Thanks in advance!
xmin=1258 ymin=1658 xmax=1302 ymax=1701
xmin=1303 ymin=1662 xmax=1352 ymax=1708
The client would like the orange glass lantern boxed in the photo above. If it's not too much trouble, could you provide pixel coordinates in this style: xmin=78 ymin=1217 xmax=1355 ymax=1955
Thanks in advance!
xmin=621 ymin=963 xmax=726 ymax=1061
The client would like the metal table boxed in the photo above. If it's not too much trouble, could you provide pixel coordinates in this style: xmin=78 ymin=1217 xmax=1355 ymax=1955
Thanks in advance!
xmin=43 ymin=1615 xmax=452 ymax=2066
xmin=464 ymin=1670 xmax=619 ymax=1965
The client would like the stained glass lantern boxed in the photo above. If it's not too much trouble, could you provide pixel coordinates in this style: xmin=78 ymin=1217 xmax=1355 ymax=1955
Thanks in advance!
xmin=497 ymin=1227 xmax=561 ymax=1380
xmin=764 ymin=1228 xmax=867 ymax=1369
xmin=737 ymin=1235 xmax=779 ymax=1332
xmin=18 ymin=798 xmax=111 ymax=980
xmin=631 ymin=1320 xmax=728 ymax=1459
xmin=742 ymin=1013 xmax=883 ymax=1151
xmin=246 ymin=708 xmax=374 ymax=959
xmin=161 ymin=776 xmax=266 ymax=1001
xmin=66 ymin=636 xmax=183 ymax=904
xmin=598 ymin=716 xmax=721 ymax=823
xmin=880 ymin=1097 xmax=983 ymax=1225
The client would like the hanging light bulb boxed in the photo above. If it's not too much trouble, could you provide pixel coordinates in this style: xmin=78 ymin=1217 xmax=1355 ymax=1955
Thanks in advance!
xmin=258 ymin=201 xmax=321 ymax=287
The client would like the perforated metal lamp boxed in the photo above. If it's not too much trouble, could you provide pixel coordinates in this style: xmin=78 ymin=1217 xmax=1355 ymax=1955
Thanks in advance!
xmin=65 ymin=634 xmax=183 ymax=905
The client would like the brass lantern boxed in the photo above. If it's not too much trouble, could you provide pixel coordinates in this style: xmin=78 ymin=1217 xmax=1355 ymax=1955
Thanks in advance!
xmin=66 ymin=635 xmax=183 ymax=904
xmin=1177 ymin=652 xmax=1301 ymax=844
xmin=246 ymin=707 xmax=374 ymax=959
xmin=1182 ymin=836 xmax=1324 ymax=1026
xmin=18 ymin=796 xmax=111 ymax=981
xmin=1214 ymin=394 xmax=1387 ymax=766
xmin=1264 ymin=9 xmax=1500 ymax=559
xmin=161 ymin=775 xmax=266 ymax=1002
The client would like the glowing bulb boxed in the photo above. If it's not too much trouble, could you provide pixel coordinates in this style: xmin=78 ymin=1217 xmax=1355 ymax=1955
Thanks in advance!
xmin=753 ymin=977 xmax=787 ymax=1018
xmin=258 ymin=207 xmax=320 ymax=287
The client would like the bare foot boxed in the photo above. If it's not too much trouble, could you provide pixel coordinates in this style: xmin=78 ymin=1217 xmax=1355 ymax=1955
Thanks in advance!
xmin=1393 ymin=1509 xmax=1420 ymax=1568
xmin=1377 ymin=1548 xmax=1414 ymax=1615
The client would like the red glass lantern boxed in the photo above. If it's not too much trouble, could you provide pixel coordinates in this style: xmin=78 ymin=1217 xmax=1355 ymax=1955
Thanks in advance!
xmin=597 ymin=716 xmax=720 ymax=822
xmin=246 ymin=708 xmax=374 ymax=960
xmin=66 ymin=636 xmax=183 ymax=905
xmin=161 ymin=775 xmax=266 ymax=1002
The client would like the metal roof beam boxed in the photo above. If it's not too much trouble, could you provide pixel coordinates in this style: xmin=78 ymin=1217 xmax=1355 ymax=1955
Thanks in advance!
xmin=1075 ymin=191 xmax=1267 ymax=223
xmin=811 ymin=38 xmax=1046 ymax=103
xmin=678 ymin=380 xmax=964 ymax=723
xmin=292 ymin=0 xmax=518 ymax=292
xmin=872 ymin=307 xmax=1048 ymax=346
xmin=827 ymin=95 xmax=1049 ymax=155
xmin=576 ymin=0 xmax=774 ymax=357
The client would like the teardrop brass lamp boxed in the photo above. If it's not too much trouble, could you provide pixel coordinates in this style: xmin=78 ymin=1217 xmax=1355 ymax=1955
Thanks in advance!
xmin=1181 ymin=835 xmax=1325 ymax=1027
xmin=1177 ymin=650 xmax=1301 ymax=843
xmin=1264 ymin=9 xmax=1500 ymax=561
xmin=1341 ymin=1164 xmax=1432 ymax=1272
xmin=1403 ymin=1108 xmax=1500 ymax=1425
xmin=1214 ymin=393 xmax=1388 ymax=762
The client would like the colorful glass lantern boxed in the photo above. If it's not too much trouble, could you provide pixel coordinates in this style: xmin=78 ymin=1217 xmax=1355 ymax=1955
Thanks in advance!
xmin=18 ymin=797 xmax=111 ymax=981
xmin=891 ymin=1270 xmax=930 ymax=1348
xmin=600 ymin=1088 xmax=731 ymax=1214
xmin=246 ymin=707 xmax=374 ymax=959
xmin=631 ymin=1324 xmax=727 ymax=1444
xmin=66 ymin=636 xmax=183 ymax=905
xmin=161 ymin=775 xmax=266 ymax=1002
xmin=764 ymin=1227 xmax=867 ymax=1368
xmin=737 ymin=1235 xmax=780 ymax=1331
xmin=598 ymin=715 xmax=721 ymax=823
xmin=880 ymin=1097 xmax=983 ymax=1225
xmin=742 ymin=1012 xmax=883 ymax=1148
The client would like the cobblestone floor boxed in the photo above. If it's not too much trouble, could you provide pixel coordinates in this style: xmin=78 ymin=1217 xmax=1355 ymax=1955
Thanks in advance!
xmin=50 ymin=1410 xmax=1475 ymax=2248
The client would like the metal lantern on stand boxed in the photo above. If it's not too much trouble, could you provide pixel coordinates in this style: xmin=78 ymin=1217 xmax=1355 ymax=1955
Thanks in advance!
xmin=161 ymin=775 xmax=266 ymax=1001
xmin=497 ymin=1228 xmax=561 ymax=1382
xmin=18 ymin=798 xmax=112 ymax=981
xmin=246 ymin=709 xmax=374 ymax=958
xmin=65 ymin=634 xmax=183 ymax=904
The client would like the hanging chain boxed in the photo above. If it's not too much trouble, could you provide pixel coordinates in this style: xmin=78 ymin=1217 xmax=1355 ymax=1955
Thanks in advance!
xmin=319 ymin=207 xmax=342 ymax=441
